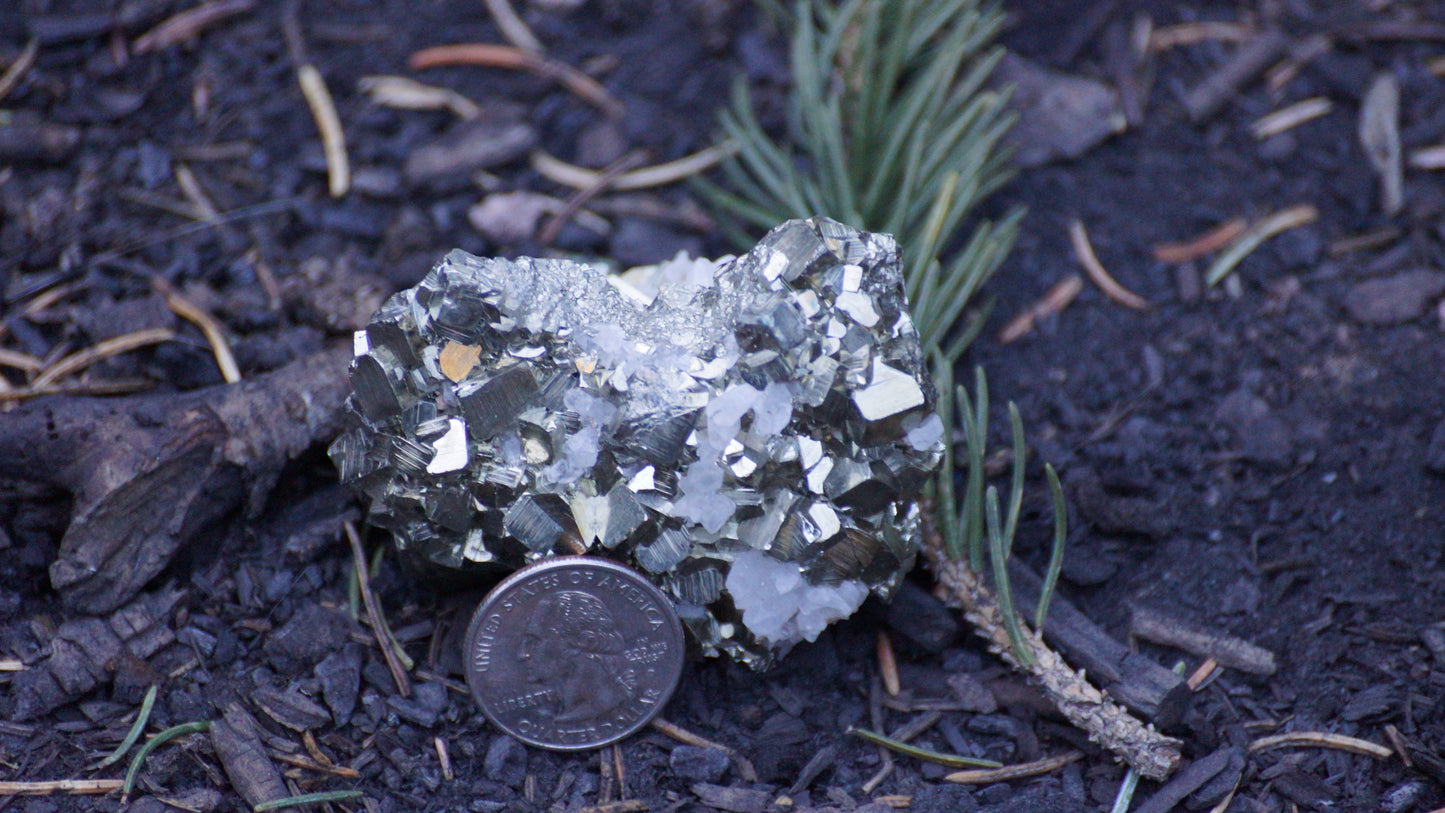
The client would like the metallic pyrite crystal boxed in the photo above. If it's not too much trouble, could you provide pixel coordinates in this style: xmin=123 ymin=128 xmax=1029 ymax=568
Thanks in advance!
xmin=329 ymin=217 xmax=945 ymax=667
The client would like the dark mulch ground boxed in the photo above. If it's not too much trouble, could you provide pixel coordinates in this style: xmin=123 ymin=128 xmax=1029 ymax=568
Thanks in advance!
xmin=4 ymin=1 xmax=1445 ymax=811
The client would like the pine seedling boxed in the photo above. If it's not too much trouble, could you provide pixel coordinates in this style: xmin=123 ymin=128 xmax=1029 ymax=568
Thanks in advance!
xmin=698 ymin=0 xmax=1023 ymax=358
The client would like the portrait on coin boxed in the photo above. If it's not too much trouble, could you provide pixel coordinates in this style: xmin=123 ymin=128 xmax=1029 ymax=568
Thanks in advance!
xmin=518 ymin=589 xmax=640 ymax=723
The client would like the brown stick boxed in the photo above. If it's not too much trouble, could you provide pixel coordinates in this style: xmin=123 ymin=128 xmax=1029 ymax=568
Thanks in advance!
xmin=0 ymin=343 xmax=352 ymax=613
xmin=1130 ymin=605 xmax=1277 ymax=675
xmin=345 ymin=521 xmax=413 ymax=697
xmin=0 ymin=780 xmax=124 ymax=795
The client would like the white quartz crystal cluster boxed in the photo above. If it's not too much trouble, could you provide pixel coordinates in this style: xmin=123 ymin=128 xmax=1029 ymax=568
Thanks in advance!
xmin=330 ymin=217 xmax=944 ymax=666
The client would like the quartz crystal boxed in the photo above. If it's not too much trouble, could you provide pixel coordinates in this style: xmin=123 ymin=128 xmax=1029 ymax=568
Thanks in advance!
xmin=329 ymin=217 xmax=944 ymax=667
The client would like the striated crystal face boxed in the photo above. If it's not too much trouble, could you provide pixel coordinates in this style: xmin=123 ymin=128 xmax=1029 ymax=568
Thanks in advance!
xmin=329 ymin=217 xmax=944 ymax=667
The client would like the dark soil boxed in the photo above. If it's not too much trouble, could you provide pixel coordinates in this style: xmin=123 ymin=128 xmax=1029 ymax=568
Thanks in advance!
xmin=4 ymin=1 xmax=1445 ymax=812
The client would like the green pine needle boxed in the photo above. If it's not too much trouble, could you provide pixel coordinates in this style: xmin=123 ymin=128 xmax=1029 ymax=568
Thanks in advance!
xmin=698 ymin=0 xmax=1020 ymax=361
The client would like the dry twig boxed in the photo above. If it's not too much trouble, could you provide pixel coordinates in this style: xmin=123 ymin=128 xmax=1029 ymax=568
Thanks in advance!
xmin=1130 ymin=606 xmax=1276 ymax=675
xmin=410 ymin=44 xmax=622 ymax=117
xmin=1068 ymin=219 xmax=1149 ymax=310
xmin=344 ymin=521 xmax=413 ymax=698
xmin=923 ymin=536 xmax=1181 ymax=779
xmin=0 ymin=780 xmax=124 ymax=796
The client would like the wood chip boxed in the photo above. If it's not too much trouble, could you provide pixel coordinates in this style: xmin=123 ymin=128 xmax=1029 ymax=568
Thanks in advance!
xmin=1359 ymin=72 xmax=1403 ymax=215
xmin=211 ymin=705 xmax=289 ymax=809
xmin=1069 ymin=218 xmax=1150 ymax=310
xmin=1185 ymin=657 xmax=1220 ymax=691
xmin=1183 ymin=30 xmax=1289 ymax=122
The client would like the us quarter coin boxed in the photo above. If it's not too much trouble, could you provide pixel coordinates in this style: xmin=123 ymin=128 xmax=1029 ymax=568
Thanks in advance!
xmin=464 ymin=557 xmax=685 ymax=750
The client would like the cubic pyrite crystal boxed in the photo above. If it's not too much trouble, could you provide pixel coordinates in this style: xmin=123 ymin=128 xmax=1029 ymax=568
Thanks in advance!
xmin=329 ymin=217 xmax=944 ymax=667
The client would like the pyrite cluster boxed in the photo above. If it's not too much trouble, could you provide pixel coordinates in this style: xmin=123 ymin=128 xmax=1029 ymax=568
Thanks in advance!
xmin=329 ymin=218 xmax=944 ymax=666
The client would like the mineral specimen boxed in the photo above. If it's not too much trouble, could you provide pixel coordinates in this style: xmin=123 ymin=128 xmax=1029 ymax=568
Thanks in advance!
xmin=329 ymin=217 xmax=944 ymax=666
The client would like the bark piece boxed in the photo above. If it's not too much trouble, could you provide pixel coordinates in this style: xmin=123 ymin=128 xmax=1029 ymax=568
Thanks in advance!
xmin=210 ymin=705 xmax=288 ymax=809
xmin=263 ymin=603 xmax=353 ymax=674
xmin=314 ymin=644 xmax=363 ymax=722
xmin=1342 ymin=270 xmax=1445 ymax=325
xmin=11 ymin=588 xmax=181 ymax=720
xmin=1130 ymin=604 xmax=1277 ymax=675
xmin=996 ymin=53 xmax=1126 ymax=168
xmin=0 ymin=345 xmax=351 ymax=614
xmin=884 ymin=579 xmax=961 ymax=653
xmin=691 ymin=783 xmax=772 ymax=813
xmin=252 ymin=684 xmax=333 ymax=731
xmin=404 ymin=118 xmax=537 ymax=188
xmin=1134 ymin=747 xmax=1242 ymax=813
